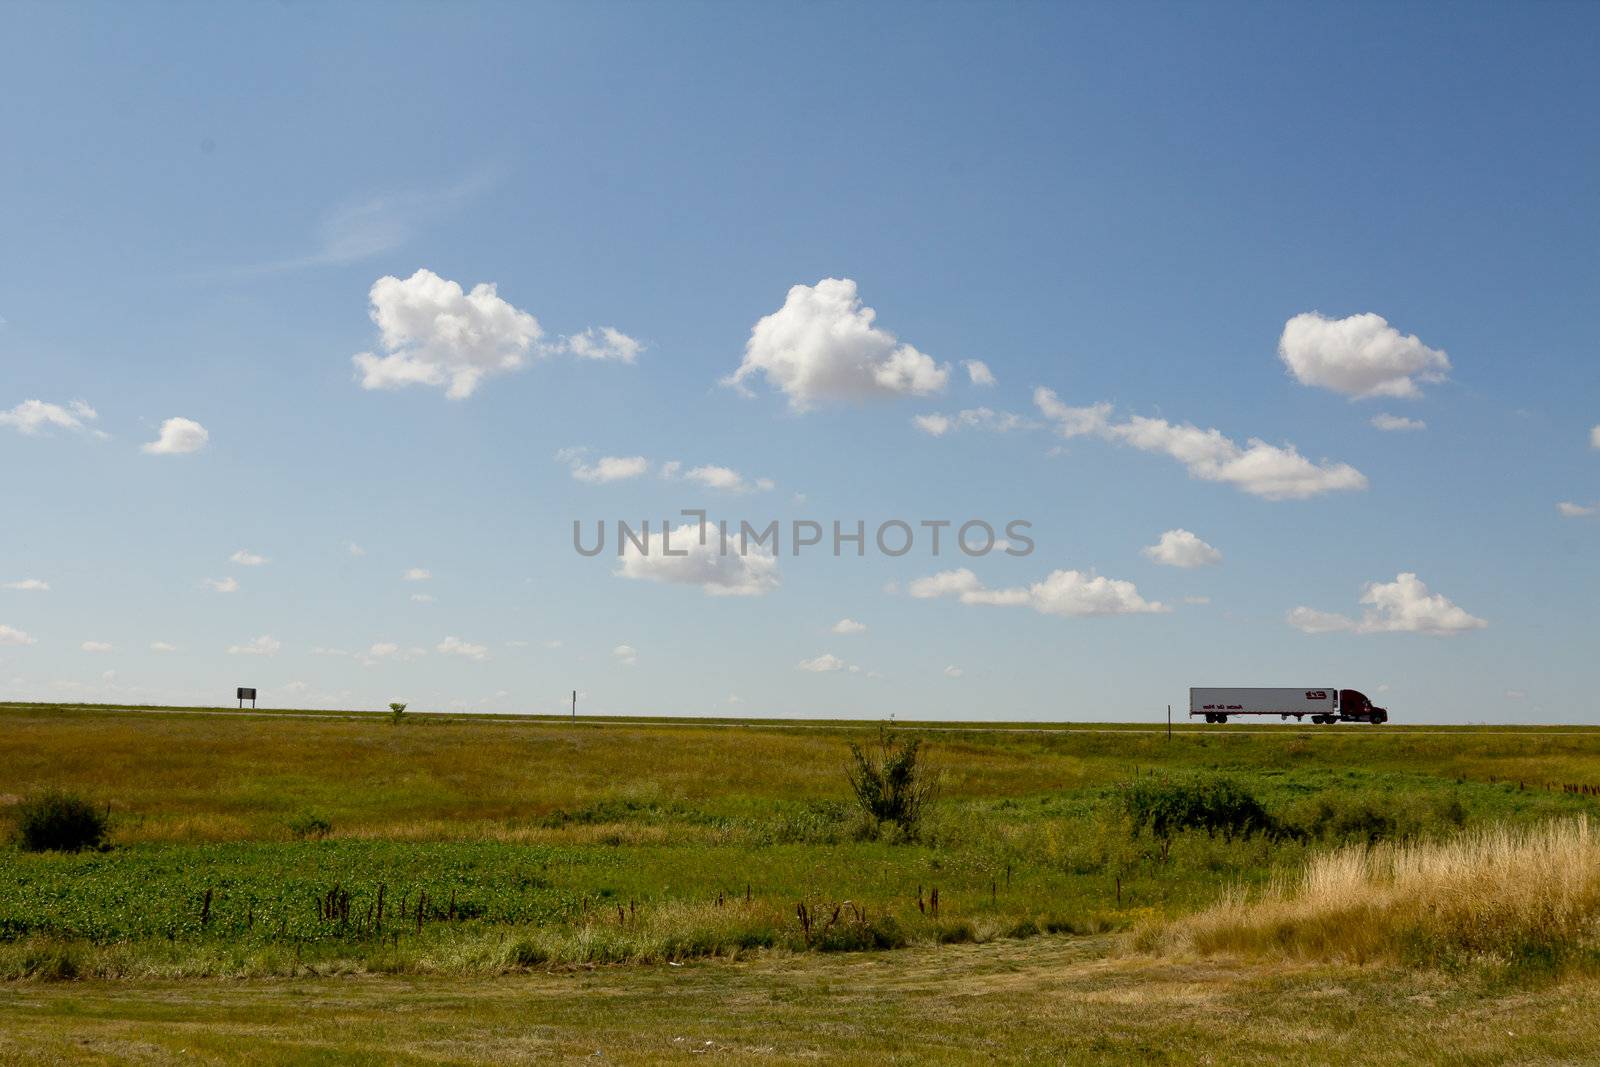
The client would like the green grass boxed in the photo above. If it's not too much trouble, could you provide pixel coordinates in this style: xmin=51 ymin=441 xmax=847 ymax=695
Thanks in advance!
xmin=2 ymin=704 xmax=1597 ymax=980
xmin=4 ymin=704 xmax=1600 ymax=1060
xmin=5 ymin=937 xmax=1600 ymax=1065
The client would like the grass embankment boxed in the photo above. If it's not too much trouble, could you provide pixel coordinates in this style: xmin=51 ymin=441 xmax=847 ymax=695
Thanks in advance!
xmin=1148 ymin=815 xmax=1600 ymax=974
xmin=2 ymin=705 xmax=1599 ymax=980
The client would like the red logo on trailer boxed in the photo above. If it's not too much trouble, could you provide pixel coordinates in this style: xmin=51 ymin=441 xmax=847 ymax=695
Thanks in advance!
xmin=1305 ymin=691 xmax=1327 ymax=700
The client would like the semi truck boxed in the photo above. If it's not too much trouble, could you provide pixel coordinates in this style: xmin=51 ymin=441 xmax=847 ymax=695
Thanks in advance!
xmin=1189 ymin=687 xmax=1388 ymax=725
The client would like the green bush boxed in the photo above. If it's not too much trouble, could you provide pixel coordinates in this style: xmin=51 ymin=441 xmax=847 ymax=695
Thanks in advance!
xmin=21 ymin=943 xmax=81 ymax=980
xmin=1121 ymin=775 xmax=1276 ymax=858
xmin=1292 ymin=795 xmax=1397 ymax=844
xmin=846 ymin=730 xmax=939 ymax=841
xmin=13 ymin=790 xmax=108 ymax=853
xmin=815 ymin=913 xmax=906 ymax=952
xmin=287 ymin=811 xmax=332 ymax=840
xmin=506 ymin=938 xmax=549 ymax=967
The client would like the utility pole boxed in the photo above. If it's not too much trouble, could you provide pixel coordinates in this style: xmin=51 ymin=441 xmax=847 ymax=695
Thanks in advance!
xmin=572 ymin=689 xmax=577 ymax=722
xmin=1167 ymin=704 xmax=1172 ymax=742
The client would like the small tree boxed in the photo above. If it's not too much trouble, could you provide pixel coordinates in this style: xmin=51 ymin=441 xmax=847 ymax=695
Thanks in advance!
xmin=846 ymin=729 xmax=939 ymax=840
xmin=389 ymin=702 xmax=407 ymax=725
xmin=14 ymin=789 xmax=109 ymax=852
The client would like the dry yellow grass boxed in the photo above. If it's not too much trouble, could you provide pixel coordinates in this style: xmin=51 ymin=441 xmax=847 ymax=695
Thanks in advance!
xmin=1149 ymin=816 xmax=1600 ymax=969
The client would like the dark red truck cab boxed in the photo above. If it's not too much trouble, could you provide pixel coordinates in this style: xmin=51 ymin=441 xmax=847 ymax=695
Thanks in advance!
xmin=1338 ymin=689 xmax=1388 ymax=724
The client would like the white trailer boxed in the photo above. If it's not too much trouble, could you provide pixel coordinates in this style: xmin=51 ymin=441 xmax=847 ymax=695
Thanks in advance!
xmin=1189 ymin=687 xmax=1388 ymax=725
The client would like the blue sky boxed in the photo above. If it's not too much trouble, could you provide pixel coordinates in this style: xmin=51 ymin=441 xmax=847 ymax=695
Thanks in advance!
xmin=1 ymin=2 xmax=1595 ymax=722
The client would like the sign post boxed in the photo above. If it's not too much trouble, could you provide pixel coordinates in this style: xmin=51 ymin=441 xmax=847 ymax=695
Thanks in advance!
xmin=571 ymin=689 xmax=577 ymax=721
xmin=237 ymin=687 xmax=257 ymax=710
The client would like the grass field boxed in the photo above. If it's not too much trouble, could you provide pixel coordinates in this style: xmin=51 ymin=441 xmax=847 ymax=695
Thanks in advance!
xmin=8 ymin=937 xmax=1600 ymax=1065
xmin=3 ymin=702 xmax=1600 ymax=1062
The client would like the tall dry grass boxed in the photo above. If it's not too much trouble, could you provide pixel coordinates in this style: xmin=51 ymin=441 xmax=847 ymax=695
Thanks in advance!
xmin=1145 ymin=817 xmax=1600 ymax=970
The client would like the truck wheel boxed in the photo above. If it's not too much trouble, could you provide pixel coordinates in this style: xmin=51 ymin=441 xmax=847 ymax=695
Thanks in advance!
xmin=1216 ymin=714 xmax=1228 ymax=724
xmin=1204 ymin=713 xmax=1216 ymax=723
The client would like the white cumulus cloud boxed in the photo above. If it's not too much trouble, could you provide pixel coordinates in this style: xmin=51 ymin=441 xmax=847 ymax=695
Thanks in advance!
xmin=230 ymin=549 xmax=268 ymax=566
xmin=910 ymin=567 xmax=1167 ymax=617
xmin=1033 ymin=388 xmax=1113 ymax=438
xmin=3 ymin=579 xmax=49 ymax=591
xmin=1288 ymin=573 xmax=1486 ymax=636
xmin=360 ymin=642 xmax=425 ymax=665
xmin=943 ymin=665 xmax=964 ymax=678
xmin=150 ymin=641 xmax=178 ymax=653
xmin=402 ymin=568 xmax=431 ymax=582
xmin=0 ymin=624 xmax=36 ymax=646
xmin=1105 ymin=415 xmax=1367 ymax=501
xmin=436 ymin=636 xmax=489 ymax=661
xmin=1142 ymin=529 xmax=1222 ymax=568
xmin=81 ymin=641 xmax=113 ymax=653
xmin=1278 ymin=312 xmax=1450 ymax=399
xmin=798 ymin=653 xmax=846 ymax=673
xmin=831 ymin=618 xmax=867 ymax=635
xmin=0 ymin=399 xmax=99 ymax=436
xmin=682 ymin=465 xmax=773 ymax=493
xmin=613 ymin=643 xmax=638 ymax=666
xmin=142 ymin=417 xmax=209 ymax=455
xmin=565 ymin=326 xmax=643 ymax=363
xmin=204 ymin=577 xmax=240 ymax=594
xmin=1032 ymin=387 xmax=1367 ymax=500
xmin=725 ymin=278 xmax=949 ymax=410
xmin=557 ymin=448 xmax=650 ymax=484
xmin=228 ymin=634 xmax=281 ymax=656
xmin=962 ymin=360 xmax=996 ymax=386
xmin=352 ymin=269 xmax=542 ymax=399
xmin=615 ymin=520 xmax=780 ymax=597
xmin=1557 ymin=501 xmax=1596 ymax=518
xmin=1592 ymin=425 xmax=1600 ymax=449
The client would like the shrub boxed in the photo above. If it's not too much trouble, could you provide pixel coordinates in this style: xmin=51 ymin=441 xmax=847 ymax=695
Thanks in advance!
xmin=815 ymin=913 xmax=906 ymax=952
xmin=287 ymin=810 xmax=332 ymax=840
xmin=845 ymin=729 xmax=939 ymax=841
xmin=506 ymin=938 xmax=549 ymax=967
xmin=14 ymin=790 xmax=108 ymax=853
xmin=21 ymin=943 xmax=81 ymax=980
xmin=1004 ymin=917 xmax=1041 ymax=939
xmin=1291 ymin=795 xmax=1398 ymax=844
xmin=1121 ymin=775 xmax=1276 ymax=858
xmin=389 ymin=702 xmax=407 ymax=725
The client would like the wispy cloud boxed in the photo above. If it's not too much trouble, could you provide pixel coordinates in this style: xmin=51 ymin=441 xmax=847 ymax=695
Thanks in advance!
xmin=3 ymin=579 xmax=49 ymax=592
xmin=0 ymin=399 xmax=104 ymax=438
xmin=224 ymin=172 xmax=499 ymax=277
